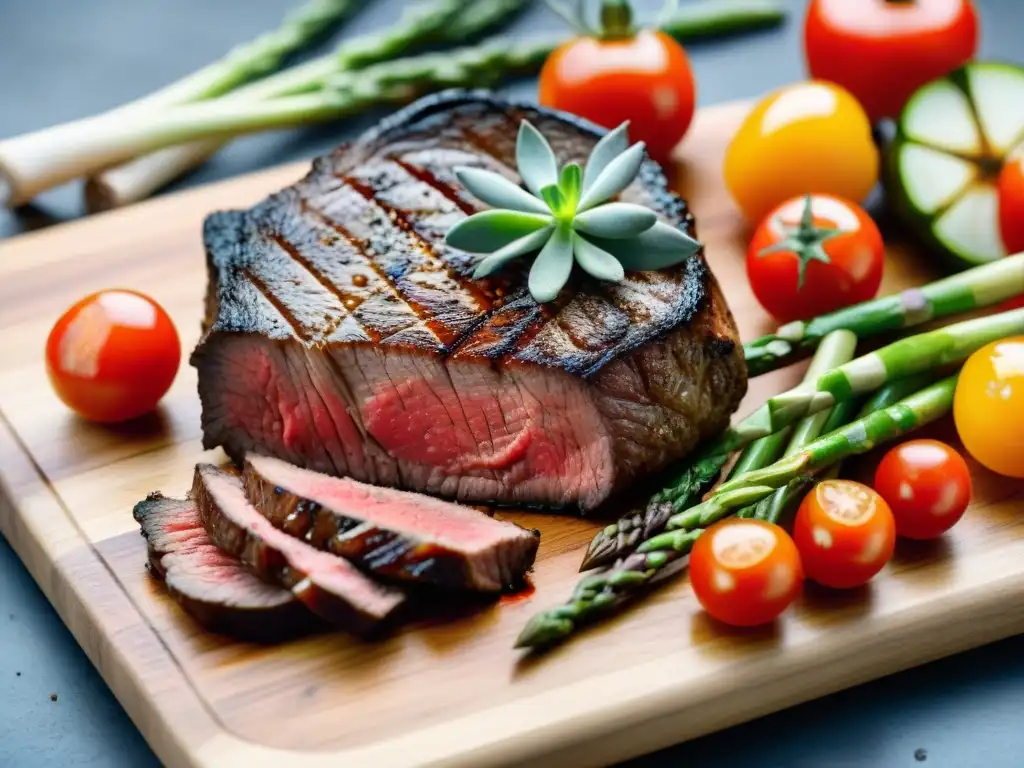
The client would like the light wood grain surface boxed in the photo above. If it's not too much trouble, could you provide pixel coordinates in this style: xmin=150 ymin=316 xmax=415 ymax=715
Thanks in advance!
xmin=1 ymin=101 xmax=1023 ymax=768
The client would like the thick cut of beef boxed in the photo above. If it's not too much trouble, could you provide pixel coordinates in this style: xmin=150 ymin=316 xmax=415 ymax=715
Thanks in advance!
xmin=133 ymin=492 xmax=316 ymax=641
xmin=192 ymin=464 xmax=405 ymax=636
xmin=244 ymin=454 xmax=539 ymax=592
xmin=193 ymin=92 xmax=747 ymax=511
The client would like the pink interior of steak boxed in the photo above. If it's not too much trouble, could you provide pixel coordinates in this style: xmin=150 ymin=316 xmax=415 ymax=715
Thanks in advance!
xmin=202 ymin=338 xmax=615 ymax=508
xmin=199 ymin=467 xmax=403 ymax=617
xmin=136 ymin=495 xmax=294 ymax=608
xmin=246 ymin=454 xmax=535 ymax=551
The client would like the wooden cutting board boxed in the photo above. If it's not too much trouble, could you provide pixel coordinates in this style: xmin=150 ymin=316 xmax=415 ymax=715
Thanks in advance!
xmin=2 ymin=101 xmax=1023 ymax=768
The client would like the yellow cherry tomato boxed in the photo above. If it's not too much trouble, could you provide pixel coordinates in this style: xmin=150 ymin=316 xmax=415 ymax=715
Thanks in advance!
xmin=723 ymin=81 xmax=879 ymax=223
xmin=953 ymin=337 xmax=1024 ymax=478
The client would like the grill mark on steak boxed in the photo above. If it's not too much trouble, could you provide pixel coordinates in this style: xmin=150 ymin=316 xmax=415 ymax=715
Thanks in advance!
xmin=244 ymin=455 xmax=539 ymax=592
xmin=193 ymin=464 xmax=405 ymax=635
xmin=266 ymin=232 xmax=376 ymax=342
xmin=390 ymin=157 xmax=476 ymax=216
xmin=133 ymin=492 xmax=317 ymax=641
xmin=240 ymin=268 xmax=311 ymax=343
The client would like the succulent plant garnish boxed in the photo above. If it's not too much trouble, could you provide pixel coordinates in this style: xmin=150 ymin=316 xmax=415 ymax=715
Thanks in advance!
xmin=444 ymin=119 xmax=701 ymax=303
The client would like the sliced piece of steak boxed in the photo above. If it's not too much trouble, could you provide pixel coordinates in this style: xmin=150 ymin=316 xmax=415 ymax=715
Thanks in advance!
xmin=193 ymin=92 xmax=747 ymax=511
xmin=133 ymin=492 xmax=316 ymax=642
xmin=243 ymin=454 xmax=539 ymax=592
xmin=191 ymin=464 xmax=405 ymax=636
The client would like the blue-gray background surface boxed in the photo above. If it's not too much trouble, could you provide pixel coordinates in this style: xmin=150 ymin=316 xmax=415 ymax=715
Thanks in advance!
xmin=1 ymin=1 xmax=1022 ymax=765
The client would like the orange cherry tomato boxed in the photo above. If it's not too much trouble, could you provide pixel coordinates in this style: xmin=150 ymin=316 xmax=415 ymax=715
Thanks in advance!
xmin=724 ymin=81 xmax=879 ymax=224
xmin=998 ymin=153 xmax=1024 ymax=256
xmin=954 ymin=337 xmax=1024 ymax=478
xmin=46 ymin=290 xmax=181 ymax=423
xmin=804 ymin=0 xmax=979 ymax=123
xmin=747 ymin=194 xmax=885 ymax=323
xmin=689 ymin=518 xmax=803 ymax=627
xmin=793 ymin=479 xmax=896 ymax=589
xmin=539 ymin=29 xmax=696 ymax=165
xmin=873 ymin=439 xmax=972 ymax=540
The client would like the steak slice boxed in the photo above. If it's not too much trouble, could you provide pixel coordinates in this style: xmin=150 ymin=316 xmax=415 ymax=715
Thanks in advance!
xmin=191 ymin=464 xmax=405 ymax=636
xmin=193 ymin=91 xmax=747 ymax=511
xmin=243 ymin=454 xmax=539 ymax=592
xmin=133 ymin=492 xmax=316 ymax=641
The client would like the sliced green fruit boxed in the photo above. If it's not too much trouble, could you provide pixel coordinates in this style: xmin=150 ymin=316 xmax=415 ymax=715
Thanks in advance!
xmin=902 ymin=79 xmax=983 ymax=156
xmin=933 ymin=184 xmax=1006 ymax=265
xmin=886 ymin=61 xmax=1024 ymax=272
xmin=965 ymin=62 xmax=1024 ymax=156
xmin=897 ymin=144 xmax=977 ymax=215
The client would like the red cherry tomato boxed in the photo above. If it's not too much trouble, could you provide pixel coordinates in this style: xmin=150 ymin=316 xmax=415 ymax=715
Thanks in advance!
xmin=873 ymin=439 xmax=971 ymax=540
xmin=747 ymin=194 xmax=885 ymax=324
xmin=804 ymin=0 xmax=979 ymax=123
xmin=998 ymin=153 xmax=1024 ymax=256
xmin=689 ymin=518 xmax=803 ymax=627
xmin=539 ymin=29 xmax=695 ymax=164
xmin=46 ymin=290 xmax=181 ymax=423
xmin=793 ymin=479 xmax=896 ymax=589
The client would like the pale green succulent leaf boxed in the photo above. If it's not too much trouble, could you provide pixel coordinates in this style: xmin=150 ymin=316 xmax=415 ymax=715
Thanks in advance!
xmin=573 ymin=233 xmax=625 ymax=282
xmin=587 ymin=221 xmax=702 ymax=271
xmin=574 ymin=203 xmax=657 ymax=239
xmin=577 ymin=141 xmax=647 ymax=212
xmin=445 ymin=210 xmax=553 ymax=253
xmin=517 ymin=120 xmax=559 ymax=196
xmin=453 ymin=166 xmax=549 ymax=214
xmin=529 ymin=226 xmax=574 ymax=303
xmin=540 ymin=184 xmax=566 ymax=215
xmin=559 ymin=163 xmax=582 ymax=211
xmin=472 ymin=227 xmax=554 ymax=278
xmin=583 ymin=121 xmax=630 ymax=195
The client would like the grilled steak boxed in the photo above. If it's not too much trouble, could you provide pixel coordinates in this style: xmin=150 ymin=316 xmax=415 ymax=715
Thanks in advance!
xmin=244 ymin=454 xmax=539 ymax=592
xmin=193 ymin=91 xmax=746 ymax=511
xmin=133 ymin=492 xmax=316 ymax=641
xmin=192 ymin=464 xmax=405 ymax=635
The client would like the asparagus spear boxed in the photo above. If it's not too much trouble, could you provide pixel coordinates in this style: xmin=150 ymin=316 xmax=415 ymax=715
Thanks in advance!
xmin=86 ymin=0 xmax=526 ymax=211
xmin=114 ymin=0 xmax=366 ymax=113
xmin=0 ymin=0 xmax=786 ymax=208
xmin=583 ymin=307 xmax=1024 ymax=569
xmin=742 ymin=330 xmax=857 ymax=522
xmin=745 ymin=252 xmax=1024 ymax=377
xmin=515 ymin=374 xmax=958 ymax=649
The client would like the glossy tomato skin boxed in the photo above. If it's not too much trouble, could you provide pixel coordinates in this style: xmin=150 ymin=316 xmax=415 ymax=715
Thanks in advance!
xmin=873 ymin=440 xmax=972 ymax=540
xmin=804 ymin=0 xmax=979 ymax=123
xmin=538 ymin=30 xmax=695 ymax=164
xmin=724 ymin=82 xmax=878 ymax=224
xmin=954 ymin=337 xmax=1024 ymax=478
xmin=689 ymin=518 xmax=803 ymax=627
xmin=46 ymin=290 xmax=181 ymax=423
xmin=998 ymin=154 xmax=1024 ymax=256
xmin=793 ymin=480 xmax=896 ymax=589
xmin=747 ymin=195 xmax=885 ymax=323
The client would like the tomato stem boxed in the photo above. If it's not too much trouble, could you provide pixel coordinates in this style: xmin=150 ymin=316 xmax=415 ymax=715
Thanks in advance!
xmin=757 ymin=195 xmax=845 ymax=290
xmin=600 ymin=0 xmax=634 ymax=38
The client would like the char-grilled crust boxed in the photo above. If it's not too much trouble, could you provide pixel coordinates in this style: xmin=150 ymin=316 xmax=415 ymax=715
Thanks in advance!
xmin=192 ymin=91 xmax=746 ymax=511
xmin=194 ymin=91 xmax=706 ymax=373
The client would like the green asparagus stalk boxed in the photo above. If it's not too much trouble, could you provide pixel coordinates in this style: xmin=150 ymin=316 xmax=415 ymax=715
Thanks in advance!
xmin=1 ymin=0 xmax=786 ymax=208
xmin=514 ymin=374 xmax=958 ymax=650
xmin=115 ymin=0 xmax=366 ymax=113
xmin=583 ymin=307 xmax=1024 ymax=569
xmin=86 ymin=0 xmax=526 ymax=211
xmin=706 ymin=308 xmax=1024 ymax=460
xmin=743 ymin=329 xmax=857 ymax=522
xmin=745 ymin=252 xmax=1024 ymax=377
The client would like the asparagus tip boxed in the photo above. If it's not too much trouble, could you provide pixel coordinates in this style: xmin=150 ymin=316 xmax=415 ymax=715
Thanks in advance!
xmin=514 ymin=612 xmax=573 ymax=649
